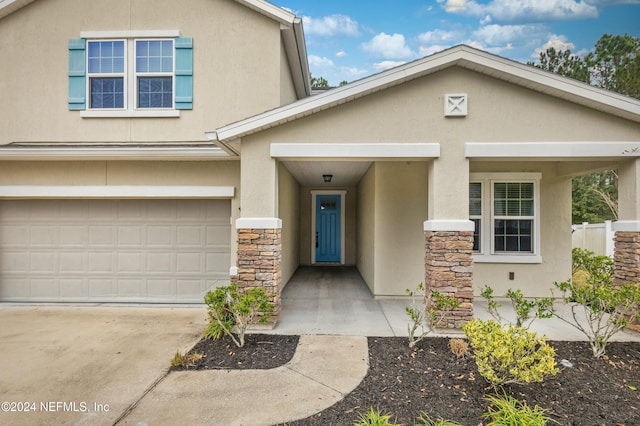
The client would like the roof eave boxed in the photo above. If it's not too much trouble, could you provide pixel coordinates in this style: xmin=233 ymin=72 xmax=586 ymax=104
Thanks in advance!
xmin=215 ymin=45 xmax=640 ymax=142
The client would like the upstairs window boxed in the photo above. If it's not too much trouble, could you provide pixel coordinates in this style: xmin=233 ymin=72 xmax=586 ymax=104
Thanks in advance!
xmin=87 ymin=40 xmax=125 ymax=109
xmin=68 ymin=32 xmax=192 ymax=117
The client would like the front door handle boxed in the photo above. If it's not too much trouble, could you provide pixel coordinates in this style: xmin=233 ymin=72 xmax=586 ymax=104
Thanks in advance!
xmin=315 ymin=231 xmax=319 ymax=248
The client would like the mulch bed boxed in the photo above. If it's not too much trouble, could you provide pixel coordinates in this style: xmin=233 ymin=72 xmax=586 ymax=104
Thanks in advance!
xmin=178 ymin=334 xmax=640 ymax=425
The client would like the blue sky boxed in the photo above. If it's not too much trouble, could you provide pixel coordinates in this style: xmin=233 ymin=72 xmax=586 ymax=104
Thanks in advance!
xmin=278 ymin=0 xmax=640 ymax=86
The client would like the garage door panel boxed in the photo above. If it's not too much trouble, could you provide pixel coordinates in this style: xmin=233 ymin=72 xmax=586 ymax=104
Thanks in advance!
xmin=117 ymin=253 xmax=144 ymax=273
xmin=0 ymin=199 xmax=231 ymax=303
xmin=59 ymin=252 xmax=85 ymax=272
xmin=59 ymin=279 xmax=85 ymax=298
xmin=147 ymin=226 xmax=173 ymax=246
xmin=177 ymin=225 xmax=203 ymax=246
xmin=147 ymin=253 xmax=173 ymax=273
xmin=60 ymin=226 xmax=87 ymax=246
xmin=89 ymin=226 xmax=115 ymax=246
xmin=31 ymin=226 xmax=56 ymax=246
xmin=1 ymin=226 xmax=27 ymax=245
xmin=30 ymin=252 xmax=56 ymax=272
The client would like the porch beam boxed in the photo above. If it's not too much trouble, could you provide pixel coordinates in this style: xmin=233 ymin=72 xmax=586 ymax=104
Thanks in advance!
xmin=465 ymin=142 xmax=640 ymax=159
xmin=270 ymin=143 xmax=440 ymax=159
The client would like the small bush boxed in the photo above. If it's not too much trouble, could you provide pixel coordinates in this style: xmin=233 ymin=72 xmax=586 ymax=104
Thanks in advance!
xmin=405 ymin=283 xmax=460 ymax=348
xmin=171 ymin=351 xmax=203 ymax=368
xmin=480 ymin=286 xmax=553 ymax=329
xmin=204 ymin=283 xmax=274 ymax=348
xmin=353 ymin=407 xmax=399 ymax=426
xmin=463 ymin=319 xmax=558 ymax=388
xmin=482 ymin=393 xmax=557 ymax=425
xmin=415 ymin=413 xmax=463 ymax=426
xmin=448 ymin=338 xmax=469 ymax=358
xmin=552 ymin=277 xmax=640 ymax=358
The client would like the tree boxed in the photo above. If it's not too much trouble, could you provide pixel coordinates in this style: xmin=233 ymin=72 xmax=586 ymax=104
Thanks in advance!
xmin=529 ymin=34 xmax=640 ymax=223
xmin=572 ymin=170 xmax=618 ymax=224
xmin=529 ymin=34 xmax=640 ymax=99
xmin=529 ymin=47 xmax=589 ymax=82
xmin=585 ymin=34 xmax=640 ymax=99
xmin=310 ymin=73 xmax=329 ymax=88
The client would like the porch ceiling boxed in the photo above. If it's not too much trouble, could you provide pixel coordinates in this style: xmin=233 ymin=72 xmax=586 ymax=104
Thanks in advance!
xmin=282 ymin=160 xmax=371 ymax=187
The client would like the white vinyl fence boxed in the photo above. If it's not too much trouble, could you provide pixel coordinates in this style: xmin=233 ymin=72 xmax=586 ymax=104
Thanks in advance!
xmin=571 ymin=220 xmax=614 ymax=257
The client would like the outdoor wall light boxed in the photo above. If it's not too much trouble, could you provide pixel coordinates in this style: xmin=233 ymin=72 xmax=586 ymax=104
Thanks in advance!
xmin=322 ymin=174 xmax=333 ymax=183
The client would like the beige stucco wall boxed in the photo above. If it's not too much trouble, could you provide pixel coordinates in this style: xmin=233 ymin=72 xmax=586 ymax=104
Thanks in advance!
xmin=235 ymin=65 xmax=640 ymax=297
xmin=278 ymin=162 xmax=300 ymax=287
xmin=373 ymin=162 xmax=430 ymax=295
xmin=356 ymin=164 xmax=376 ymax=292
xmin=0 ymin=0 xmax=291 ymax=145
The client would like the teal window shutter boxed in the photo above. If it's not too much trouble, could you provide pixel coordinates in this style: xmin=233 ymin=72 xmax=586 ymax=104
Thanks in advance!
xmin=175 ymin=37 xmax=193 ymax=110
xmin=68 ymin=38 xmax=86 ymax=110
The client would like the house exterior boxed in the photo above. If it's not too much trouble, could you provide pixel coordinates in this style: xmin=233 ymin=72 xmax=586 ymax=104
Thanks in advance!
xmin=1 ymin=0 xmax=639 ymax=327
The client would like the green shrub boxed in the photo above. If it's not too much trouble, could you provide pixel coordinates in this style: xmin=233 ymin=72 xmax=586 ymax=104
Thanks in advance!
xmin=415 ymin=413 xmax=463 ymax=426
xmin=463 ymin=319 xmax=558 ymax=388
xmin=480 ymin=286 xmax=553 ymax=329
xmin=482 ymin=393 xmax=557 ymax=425
xmin=353 ymin=407 xmax=399 ymax=426
xmin=552 ymin=278 xmax=640 ymax=358
xmin=203 ymin=283 xmax=274 ymax=348
xmin=571 ymin=247 xmax=613 ymax=278
xmin=405 ymin=283 xmax=460 ymax=348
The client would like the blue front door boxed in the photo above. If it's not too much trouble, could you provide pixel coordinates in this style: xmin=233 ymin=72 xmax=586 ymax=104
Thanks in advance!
xmin=316 ymin=194 xmax=341 ymax=263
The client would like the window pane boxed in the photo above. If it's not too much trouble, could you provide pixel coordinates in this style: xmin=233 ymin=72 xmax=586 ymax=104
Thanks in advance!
xmin=469 ymin=183 xmax=482 ymax=215
xmin=472 ymin=218 xmax=481 ymax=252
xmin=138 ymin=77 xmax=172 ymax=108
xmin=136 ymin=40 xmax=173 ymax=73
xmin=494 ymin=182 xmax=534 ymax=217
xmin=88 ymin=41 xmax=124 ymax=74
xmin=494 ymin=219 xmax=533 ymax=253
xmin=90 ymin=77 xmax=124 ymax=108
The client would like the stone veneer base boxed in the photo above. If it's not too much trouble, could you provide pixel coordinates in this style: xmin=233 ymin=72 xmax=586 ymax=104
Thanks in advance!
xmin=425 ymin=230 xmax=474 ymax=329
xmin=231 ymin=227 xmax=282 ymax=322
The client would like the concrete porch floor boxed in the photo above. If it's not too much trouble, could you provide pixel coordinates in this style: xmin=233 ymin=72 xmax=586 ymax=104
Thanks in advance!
xmin=265 ymin=265 xmax=640 ymax=342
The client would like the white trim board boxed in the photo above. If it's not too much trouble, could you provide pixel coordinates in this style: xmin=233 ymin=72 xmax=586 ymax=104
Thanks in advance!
xmin=0 ymin=146 xmax=230 ymax=160
xmin=0 ymin=186 xmax=235 ymax=199
xmin=465 ymin=142 xmax=640 ymax=158
xmin=271 ymin=143 xmax=440 ymax=159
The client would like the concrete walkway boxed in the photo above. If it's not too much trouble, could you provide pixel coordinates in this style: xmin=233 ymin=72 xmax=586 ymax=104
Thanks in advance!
xmin=119 ymin=335 xmax=369 ymax=425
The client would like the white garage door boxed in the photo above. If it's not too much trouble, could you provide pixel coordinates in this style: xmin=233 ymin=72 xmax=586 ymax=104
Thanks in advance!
xmin=0 ymin=199 xmax=231 ymax=303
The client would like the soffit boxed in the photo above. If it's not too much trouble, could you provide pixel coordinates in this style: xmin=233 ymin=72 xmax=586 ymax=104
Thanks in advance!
xmin=282 ymin=161 xmax=371 ymax=187
xmin=0 ymin=0 xmax=36 ymax=19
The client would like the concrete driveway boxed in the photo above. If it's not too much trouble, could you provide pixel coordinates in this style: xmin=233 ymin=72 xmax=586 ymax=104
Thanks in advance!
xmin=0 ymin=305 xmax=207 ymax=426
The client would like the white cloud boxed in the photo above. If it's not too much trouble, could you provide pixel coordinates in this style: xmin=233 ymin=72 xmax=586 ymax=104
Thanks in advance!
xmin=531 ymin=36 xmax=577 ymax=58
xmin=419 ymin=45 xmax=451 ymax=56
xmin=336 ymin=50 xmax=347 ymax=57
xmin=417 ymin=29 xmax=464 ymax=45
xmin=362 ymin=33 xmax=415 ymax=59
xmin=308 ymin=55 xmax=335 ymax=68
xmin=302 ymin=15 xmax=360 ymax=37
xmin=372 ymin=60 xmax=407 ymax=71
xmin=440 ymin=0 xmax=599 ymax=22
xmin=473 ymin=24 xmax=547 ymax=47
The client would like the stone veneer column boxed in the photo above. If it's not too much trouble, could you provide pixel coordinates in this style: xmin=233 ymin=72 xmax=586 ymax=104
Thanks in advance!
xmin=613 ymin=225 xmax=640 ymax=287
xmin=424 ymin=221 xmax=475 ymax=329
xmin=231 ymin=218 xmax=282 ymax=323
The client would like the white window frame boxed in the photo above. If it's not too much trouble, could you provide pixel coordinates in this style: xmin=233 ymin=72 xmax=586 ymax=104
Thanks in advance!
xmin=86 ymin=39 xmax=127 ymax=110
xmin=471 ymin=173 xmax=542 ymax=264
xmin=134 ymin=39 xmax=175 ymax=110
xmin=81 ymin=30 xmax=180 ymax=118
